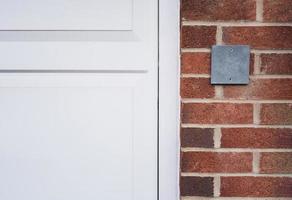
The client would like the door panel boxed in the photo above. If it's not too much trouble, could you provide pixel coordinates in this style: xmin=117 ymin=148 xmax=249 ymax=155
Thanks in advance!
xmin=0 ymin=74 xmax=157 ymax=200
xmin=0 ymin=0 xmax=158 ymax=199
xmin=0 ymin=0 xmax=157 ymax=70
xmin=0 ymin=0 xmax=132 ymax=30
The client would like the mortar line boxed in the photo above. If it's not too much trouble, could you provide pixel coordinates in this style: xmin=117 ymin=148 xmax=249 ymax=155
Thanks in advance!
xmin=213 ymin=176 xmax=221 ymax=197
xmin=254 ymin=53 xmax=261 ymax=74
xmin=256 ymin=0 xmax=264 ymax=22
xmin=214 ymin=128 xmax=222 ymax=148
xmin=253 ymin=103 xmax=261 ymax=125
xmin=253 ymin=151 xmax=260 ymax=173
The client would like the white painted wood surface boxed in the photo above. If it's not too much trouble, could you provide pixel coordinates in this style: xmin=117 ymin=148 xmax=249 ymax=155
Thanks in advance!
xmin=0 ymin=0 xmax=158 ymax=199
xmin=0 ymin=0 xmax=132 ymax=30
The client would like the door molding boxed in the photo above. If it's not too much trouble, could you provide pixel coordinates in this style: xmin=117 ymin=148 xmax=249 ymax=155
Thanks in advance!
xmin=159 ymin=0 xmax=180 ymax=199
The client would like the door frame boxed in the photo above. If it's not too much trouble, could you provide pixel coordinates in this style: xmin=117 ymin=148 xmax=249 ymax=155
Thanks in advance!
xmin=159 ymin=0 xmax=180 ymax=199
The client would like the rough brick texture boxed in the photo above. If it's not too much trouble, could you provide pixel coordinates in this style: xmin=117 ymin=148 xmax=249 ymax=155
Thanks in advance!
xmin=181 ymin=26 xmax=217 ymax=48
xmin=221 ymin=128 xmax=292 ymax=148
xmin=260 ymin=104 xmax=292 ymax=125
xmin=181 ymin=52 xmax=211 ymax=74
xmin=180 ymin=0 xmax=292 ymax=198
xmin=260 ymin=152 xmax=292 ymax=174
xmin=181 ymin=0 xmax=256 ymax=21
xmin=180 ymin=176 xmax=214 ymax=196
xmin=223 ymin=79 xmax=292 ymax=100
xmin=263 ymin=0 xmax=292 ymax=22
xmin=181 ymin=128 xmax=214 ymax=148
xmin=182 ymin=103 xmax=253 ymax=124
xmin=260 ymin=54 xmax=292 ymax=75
xmin=221 ymin=177 xmax=292 ymax=197
xmin=181 ymin=78 xmax=215 ymax=98
xmin=181 ymin=152 xmax=252 ymax=173
xmin=223 ymin=26 xmax=292 ymax=49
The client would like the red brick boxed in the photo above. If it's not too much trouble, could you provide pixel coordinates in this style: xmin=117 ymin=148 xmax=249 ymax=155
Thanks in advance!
xmin=181 ymin=0 xmax=256 ymax=21
xmin=182 ymin=103 xmax=253 ymax=124
xmin=181 ymin=52 xmax=210 ymax=74
xmin=181 ymin=78 xmax=215 ymax=98
xmin=221 ymin=128 xmax=292 ymax=148
xmin=181 ymin=152 xmax=252 ymax=173
xmin=221 ymin=177 xmax=292 ymax=197
xmin=181 ymin=26 xmax=217 ymax=48
xmin=260 ymin=54 xmax=292 ymax=75
xmin=181 ymin=128 xmax=214 ymax=148
xmin=223 ymin=78 xmax=292 ymax=100
xmin=260 ymin=152 xmax=292 ymax=174
xmin=263 ymin=0 xmax=292 ymax=22
xmin=260 ymin=104 xmax=292 ymax=125
xmin=180 ymin=176 xmax=213 ymax=196
xmin=223 ymin=26 xmax=292 ymax=49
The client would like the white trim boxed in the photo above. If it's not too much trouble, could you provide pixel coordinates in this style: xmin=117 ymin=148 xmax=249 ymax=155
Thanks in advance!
xmin=159 ymin=0 xmax=180 ymax=199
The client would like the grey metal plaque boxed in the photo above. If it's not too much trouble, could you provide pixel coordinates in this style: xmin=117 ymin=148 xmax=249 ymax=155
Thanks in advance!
xmin=211 ymin=45 xmax=250 ymax=84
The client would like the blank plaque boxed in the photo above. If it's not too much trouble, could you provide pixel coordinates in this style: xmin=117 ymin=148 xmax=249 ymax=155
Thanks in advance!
xmin=211 ymin=45 xmax=250 ymax=84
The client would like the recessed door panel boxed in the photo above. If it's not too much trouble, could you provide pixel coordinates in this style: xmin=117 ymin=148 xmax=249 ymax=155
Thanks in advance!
xmin=0 ymin=74 xmax=157 ymax=200
xmin=0 ymin=0 xmax=132 ymax=30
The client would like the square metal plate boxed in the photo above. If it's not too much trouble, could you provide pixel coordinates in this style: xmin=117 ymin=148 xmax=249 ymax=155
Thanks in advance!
xmin=211 ymin=45 xmax=250 ymax=84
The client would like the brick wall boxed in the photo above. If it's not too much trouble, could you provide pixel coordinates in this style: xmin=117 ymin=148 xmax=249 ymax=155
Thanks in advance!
xmin=180 ymin=0 xmax=292 ymax=198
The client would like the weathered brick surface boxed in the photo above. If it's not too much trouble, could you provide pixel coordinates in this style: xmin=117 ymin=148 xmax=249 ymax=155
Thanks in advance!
xmin=221 ymin=128 xmax=292 ymax=148
xmin=181 ymin=52 xmax=211 ymax=74
xmin=181 ymin=152 xmax=252 ymax=173
xmin=223 ymin=27 xmax=292 ymax=49
xmin=260 ymin=54 xmax=292 ymax=75
xmin=223 ymin=79 xmax=292 ymax=100
xmin=260 ymin=152 xmax=292 ymax=174
xmin=263 ymin=0 xmax=292 ymax=22
xmin=181 ymin=78 xmax=215 ymax=98
xmin=260 ymin=104 xmax=292 ymax=125
xmin=221 ymin=177 xmax=292 ymax=197
xmin=180 ymin=176 xmax=214 ymax=196
xmin=181 ymin=128 xmax=214 ymax=148
xmin=182 ymin=103 xmax=253 ymax=124
xmin=181 ymin=26 xmax=217 ymax=48
xmin=181 ymin=0 xmax=256 ymax=21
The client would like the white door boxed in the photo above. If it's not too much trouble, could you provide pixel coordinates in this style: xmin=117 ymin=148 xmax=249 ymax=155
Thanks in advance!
xmin=0 ymin=1 xmax=158 ymax=200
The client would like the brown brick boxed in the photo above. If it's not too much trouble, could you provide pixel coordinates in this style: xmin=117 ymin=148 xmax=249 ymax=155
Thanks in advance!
xmin=260 ymin=152 xmax=292 ymax=174
xmin=263 ymin=0 xmax=292 ymax=22
xmin=181 ymin=26 xmax=217 ymax=48
xmin=260 ymin=104 xmax=292 ymax=125
xmin=223 ymin=26 xmax=292 ymax=49
xmin=180 ymin=176 xmax=213 ymax=196
xmin=181 ymin=52 xmax=211 ymax=74
xmin=223 ymin=78 xmax=292 ymax=100
xmin=221 ymin=128 xmax=292 ymax=148
xmin=221 ymin=177 xmax=292 ymax=197
xmin=182 ymin=103 xmax=253 ymax=124
xmin=181 ymin=0 xmax=256 ymax=21
xmin=260 ymin=54 xmax=292 ymax=75
xmin=181 ymin=152 xmax=252 ymax=173
xmin=181 ymin=78 xmax=215 ymax=98
xmin=181 ymin=128 xmax=214 ymax=148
